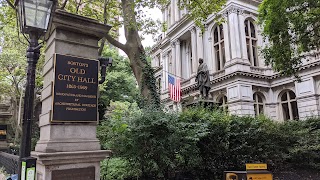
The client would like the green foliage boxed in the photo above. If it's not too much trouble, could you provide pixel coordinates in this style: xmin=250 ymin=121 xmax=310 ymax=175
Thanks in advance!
xmin=286 ymin=118 xmax=320 ymax=170
xmin=179 ymin=0 xmax=226 ymax=31
xmin=139 ymin=51 xmax=160 ymax=107
xmin=258 ymin=0 xmax=320 ymax=77
xmin=99 ymin=106 xmax=320 ymax=179
xmin=101 ymin=158 xmax=141 ymax=180
xmin=98 ymin=48 xmax=140 ymax=119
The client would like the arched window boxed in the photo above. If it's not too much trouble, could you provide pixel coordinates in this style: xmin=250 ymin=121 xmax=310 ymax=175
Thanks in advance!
xmin=245 ymin=19 xmax=258 ymax=66
xmin=218 ymin=95 xmax=228 ymax=111
xmin=280 ymin=90 xmax=299 ymax=120
xmin=253 ymin=92 xmax=264 ymax=116
xmin=213 ymin=24 xmax=225 ymax=71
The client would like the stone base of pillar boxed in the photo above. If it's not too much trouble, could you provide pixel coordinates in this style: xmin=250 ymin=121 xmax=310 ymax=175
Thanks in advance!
xmin=224 ymin=58 xmax=251 ymax=74
xmin=228 ymin=100 xmax=254 ymax=116
xmin=31 ymin=150 xmax=110 ymax=180
xmin=297 ymin=95 xmax=320 ymax=120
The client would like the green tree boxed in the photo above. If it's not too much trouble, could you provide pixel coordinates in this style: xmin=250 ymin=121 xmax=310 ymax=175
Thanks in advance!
xmin=258 ymin=0 xmax=320 ymax=77
xmin=0 ymin=2 xmax=44 ymax=146
xmin=2 ymin=0 xmax=227 ymax=105
xmin=98 ymin=48 xmax=140 ymax=119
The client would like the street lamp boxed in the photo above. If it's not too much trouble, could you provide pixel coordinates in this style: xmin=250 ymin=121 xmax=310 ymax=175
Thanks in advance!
xmin=14 ymin=0 xmax=56 ymax=179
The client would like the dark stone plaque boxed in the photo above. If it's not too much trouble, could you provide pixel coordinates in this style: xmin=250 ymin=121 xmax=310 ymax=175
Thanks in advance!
xmin=52 ymin=166 xmax=95 ymax=180
xmin=52 ymin=54 xmax=98 ymax=122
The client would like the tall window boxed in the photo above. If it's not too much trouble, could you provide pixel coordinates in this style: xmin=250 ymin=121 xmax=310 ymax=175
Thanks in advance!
xmin=218 ymin=95 xmax=228 ymax=112
xmin=245 ymin=19 xmax=258 ymax=66
xmin=280 ymin=90 xmax=299 ymax=120
xmin=213 ymin=24 xmax=225 ymax=71
xmin=253 ymin=93 xmax=264 ymax=116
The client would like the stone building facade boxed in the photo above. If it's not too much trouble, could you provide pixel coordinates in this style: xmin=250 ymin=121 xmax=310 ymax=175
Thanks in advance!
xmin=151 ymin=0 xmax=320 ymax=121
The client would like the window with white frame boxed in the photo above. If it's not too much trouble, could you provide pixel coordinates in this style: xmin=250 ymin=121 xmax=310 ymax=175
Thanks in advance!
xmin=245 ymin=19 xmax=258 ymax=66
xmin=280 ymin=90 xmax=299 ymax=120
xmin=213 ymin=24 xmax=225 ymax=70
xmin=253 ymin=92 xmax=264 ymax=116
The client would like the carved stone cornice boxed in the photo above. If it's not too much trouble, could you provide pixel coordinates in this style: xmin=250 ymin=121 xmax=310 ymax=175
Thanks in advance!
xmin=222 ymin=5 xmax=244 ymax=17
xmin=189 ymin=26 xmax=196 ymax=34
xmin=170 ymin=41 xmax=175 ymax=47
xmin=175 ymin=39 xmax=180 ymax=45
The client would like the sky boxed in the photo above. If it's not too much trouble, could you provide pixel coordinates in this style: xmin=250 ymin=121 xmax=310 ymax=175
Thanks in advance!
xmin=118 ymin=7 xmax=162 ymax=56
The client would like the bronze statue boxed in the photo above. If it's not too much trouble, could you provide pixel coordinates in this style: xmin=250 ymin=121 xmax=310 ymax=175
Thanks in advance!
xmin=195 ymin=58 xmax=211 ymax=99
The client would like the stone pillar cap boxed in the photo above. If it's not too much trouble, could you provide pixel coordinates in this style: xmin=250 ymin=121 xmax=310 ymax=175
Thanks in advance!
xmin=47 ymin=9 xmax=112 ymax=39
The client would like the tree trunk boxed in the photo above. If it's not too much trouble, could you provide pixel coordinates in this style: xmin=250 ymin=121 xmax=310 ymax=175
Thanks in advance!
xmin=105 ymin=0 xmax=160 ymax=106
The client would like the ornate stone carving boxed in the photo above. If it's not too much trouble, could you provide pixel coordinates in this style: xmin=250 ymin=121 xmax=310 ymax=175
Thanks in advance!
xmin=222 ymin=5 xmax=245 ymax=16
xmin=189 ymin=27 xmax=196 ymax=34
xmin=170 ymin=41 xmax=175 ymax=47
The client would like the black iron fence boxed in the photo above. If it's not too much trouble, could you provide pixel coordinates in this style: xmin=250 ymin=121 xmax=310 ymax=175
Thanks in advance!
xmin=0 ymin=151 xmax=19 ymax=175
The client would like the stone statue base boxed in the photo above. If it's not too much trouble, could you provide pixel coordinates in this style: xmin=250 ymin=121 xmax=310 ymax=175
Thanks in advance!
xmin=184 ymin=99 xmax=220 ymax=109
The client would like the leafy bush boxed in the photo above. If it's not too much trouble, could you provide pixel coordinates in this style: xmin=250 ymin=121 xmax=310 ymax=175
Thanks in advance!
xmin=98 ymin=105 xmax=320 ymax=180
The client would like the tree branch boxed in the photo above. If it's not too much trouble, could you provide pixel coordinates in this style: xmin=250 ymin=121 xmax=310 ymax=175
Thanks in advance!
xmin=60 ymin=0 xmax=69 ymax=10
xmin=105 ymin=33 xmax=127 ymax=53
xmin=5 ymin=0 xmax=15 ymax=9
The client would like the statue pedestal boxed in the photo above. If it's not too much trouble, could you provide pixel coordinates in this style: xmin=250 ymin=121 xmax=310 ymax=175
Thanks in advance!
xmin=184 ymin=99 xmax=220 ymax=109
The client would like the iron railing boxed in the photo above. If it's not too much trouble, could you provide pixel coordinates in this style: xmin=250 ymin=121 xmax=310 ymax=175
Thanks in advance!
xmin=0 ymin=152 xmax=19 ymax=175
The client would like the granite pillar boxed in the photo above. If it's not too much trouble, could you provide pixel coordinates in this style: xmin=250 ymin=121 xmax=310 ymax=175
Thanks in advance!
xmin=31 ymin=10 xmax=111 ymax=180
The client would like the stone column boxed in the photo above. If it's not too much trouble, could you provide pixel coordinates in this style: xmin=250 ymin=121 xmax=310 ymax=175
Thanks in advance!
xmin=238 ymin=13 xmax=247 ymax=60
xmin=181 ymin=41 xmax=188 ymax=79
xmin=190 ymin=27 xmax=197 ymax=75
xmin=295 ymin=77 xmax=320 ymax=119
xmin=203 ymin=25 xmax=214 ymax=72
xmin=171 ymin=1 xmax=175 ymax=25
xmin=227 ymin=6 xmax=242 ymax=60
xmin=174 ymin=0 xmax=179 ymax=22
xmin=164 ymin=8 xmax=168 ymax=36
xmin=207 ymin=36 xmax=214 ymax=71
xmin=162 ymin=53 xmax=167 ymax=90
xmin=185 ymin=43 xmax=191 ymax=78
xmin=31 ymin=10 xmax=111 ymax=180
xmin=196 ymin=27 xmax=203 ymax=60
xmin=223 ymin=22 xmax=231 ymax=63
xmin=175 ymin=39 xmax=181 ymax=77
xmin=171 ymin=41 xmax=176 ymax=75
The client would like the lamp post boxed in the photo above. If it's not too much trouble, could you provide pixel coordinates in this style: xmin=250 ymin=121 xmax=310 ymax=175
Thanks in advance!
xmin=14 ymin=0 xmax=56 ymax=179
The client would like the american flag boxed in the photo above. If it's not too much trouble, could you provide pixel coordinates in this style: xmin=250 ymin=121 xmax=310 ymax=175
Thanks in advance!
xmin=168 ymin=74 xmax=181 ymax=102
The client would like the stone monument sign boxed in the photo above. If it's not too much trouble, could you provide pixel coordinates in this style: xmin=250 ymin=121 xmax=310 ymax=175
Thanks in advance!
xmin=31 ymin=10 xmax=111 ymax=180
xmin=51 ymin=54 xmax=99 ymax=122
